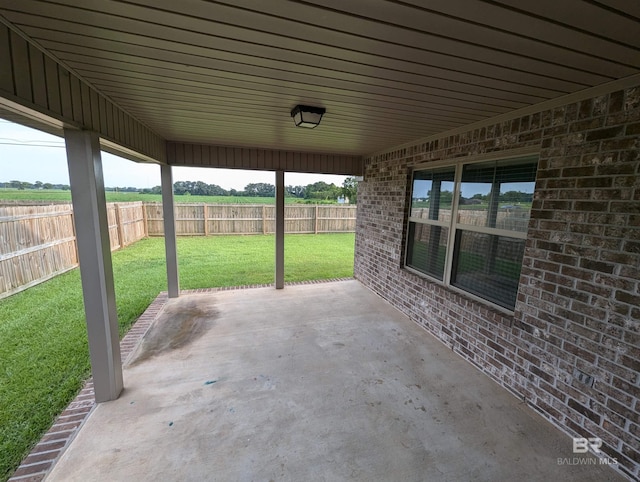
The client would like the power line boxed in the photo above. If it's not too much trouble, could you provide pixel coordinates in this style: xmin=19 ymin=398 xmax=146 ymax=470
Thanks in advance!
xmin=0 ymin=141 xmax=65 ymax=148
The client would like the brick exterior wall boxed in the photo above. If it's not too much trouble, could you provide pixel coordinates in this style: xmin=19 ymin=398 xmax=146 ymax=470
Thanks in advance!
xmin=355 ymin=86 xmax=640 ymax=480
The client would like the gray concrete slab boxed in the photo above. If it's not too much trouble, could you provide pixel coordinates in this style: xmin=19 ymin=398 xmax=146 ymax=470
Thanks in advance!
xmin=46 ymin=280 xmax=624 ymax=482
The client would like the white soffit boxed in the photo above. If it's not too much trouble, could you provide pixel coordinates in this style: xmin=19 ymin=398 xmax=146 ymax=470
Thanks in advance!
xmin=0 ymin=0 xmax=638 ymax=156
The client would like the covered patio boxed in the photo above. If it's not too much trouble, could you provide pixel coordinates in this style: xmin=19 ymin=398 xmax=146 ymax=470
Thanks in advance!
xmin=46 ymin=281 xmax=623 ymax=481
xmin=1 ymin=1 xmax=639 ymax=480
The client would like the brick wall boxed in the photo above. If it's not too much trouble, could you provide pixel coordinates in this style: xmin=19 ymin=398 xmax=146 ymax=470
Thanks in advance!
xmin=355 ymin=86 xmax=640 ymax=480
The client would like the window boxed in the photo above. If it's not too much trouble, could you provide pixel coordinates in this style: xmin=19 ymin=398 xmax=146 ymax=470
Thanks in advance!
xmin=406 ymin=155 xmax=537 ymax=311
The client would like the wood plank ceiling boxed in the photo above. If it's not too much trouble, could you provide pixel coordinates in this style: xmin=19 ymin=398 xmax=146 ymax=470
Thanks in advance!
xmin=0 ymin=0 xmax=639 ymax=156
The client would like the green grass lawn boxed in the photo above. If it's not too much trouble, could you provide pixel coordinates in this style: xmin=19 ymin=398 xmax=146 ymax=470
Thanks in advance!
xmin=0 ymin=233 xmax=354 ymax=481
xmin=0 ymin=189 xmax=333 ymax=204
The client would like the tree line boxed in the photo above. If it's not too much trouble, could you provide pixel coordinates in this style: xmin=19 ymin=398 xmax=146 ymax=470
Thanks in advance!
xmin=419 ymin=190 xmax=533 ymax=206
xmin=0 ymin=180 xmax=71 ymax=190
xmin=1 ymin=177 xmax=358 ymax=203
xmin=147 ymin=178 xmax=357 ymax=203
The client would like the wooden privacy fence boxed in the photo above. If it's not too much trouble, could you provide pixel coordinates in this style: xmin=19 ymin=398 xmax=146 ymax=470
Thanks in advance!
xmin=0 ymin=202 xmax=146 ymax=299
xmin=107 ymin=202 xmax=147 ymax=250
xmin=144 ymin=203 xmax=357 ymax=236
xmin=0 ymin=202 xmax=355 ymax=299
xmin=410 ymin=207 xmax=530 ymax=232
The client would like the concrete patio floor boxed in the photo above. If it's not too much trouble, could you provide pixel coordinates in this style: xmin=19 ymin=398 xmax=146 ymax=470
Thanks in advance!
xmin=46 ymin=280 xmax=624 ymax=481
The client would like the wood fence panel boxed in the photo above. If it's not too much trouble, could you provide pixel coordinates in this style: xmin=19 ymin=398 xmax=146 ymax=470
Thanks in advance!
xmin=144 ymin=203 xmax=165 ymax=236
xmin=411 ymin=207 xmax=529 ymax=231
xmin=117 ymin=202 xmax=146 ymax=246
xmin=410 ymin=208 xmax=529 ymax=253
xmin=144 ymin=203 xmax=356 ymax=236
xmin=0 ymin=201 xmax=355 ymax=298
xmin=175 ymin=203 xmax=206 ymax=235
xmin=107 ymin=204 xmax=120 ymax=250
xmin=263 ymin=205 xmax=275 ymax=235
xmin=285 ymin=205 xmax=315 ymax=233
xmin=0 ymin=202 xmax=147 ymax=299
xmin=317 ymin=205 xmax=357 ymax=233
xmin=0 ymin=204 xmax=78 ymax=299
xmin=208 ymin=205 xmax=264 ymax=235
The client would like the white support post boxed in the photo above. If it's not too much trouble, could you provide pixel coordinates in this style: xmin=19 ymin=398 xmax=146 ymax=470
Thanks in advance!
xmin=161 ymin=164 xmax=180 ymax=298
xmin=275 ymin=170 xmax=285 ymax=289
xmin=64 ymin=129 xmax=123 ymax=403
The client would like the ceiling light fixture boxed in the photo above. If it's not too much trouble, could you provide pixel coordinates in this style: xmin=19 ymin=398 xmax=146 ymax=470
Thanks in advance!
xmin=290 ymin=105 xmax=326 ymax=128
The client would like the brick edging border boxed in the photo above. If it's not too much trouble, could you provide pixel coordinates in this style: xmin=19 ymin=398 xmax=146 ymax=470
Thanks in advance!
xmin=7 ymin=278 xmax=354 ymax=481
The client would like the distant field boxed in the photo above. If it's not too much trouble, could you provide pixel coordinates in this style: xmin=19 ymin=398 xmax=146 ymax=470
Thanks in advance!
xmin=0 ymin=189 xmax=328 ymax=204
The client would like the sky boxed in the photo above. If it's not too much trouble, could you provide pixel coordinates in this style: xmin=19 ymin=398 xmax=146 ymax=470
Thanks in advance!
xmin=0 ymin=120 xmax=347 ymax=190
xmin=412 ymin=177 xmax=534 ymax=199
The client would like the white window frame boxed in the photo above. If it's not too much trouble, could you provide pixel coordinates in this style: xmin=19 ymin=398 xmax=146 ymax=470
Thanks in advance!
xmin=405 ymin=147 xmax=539 ymax=314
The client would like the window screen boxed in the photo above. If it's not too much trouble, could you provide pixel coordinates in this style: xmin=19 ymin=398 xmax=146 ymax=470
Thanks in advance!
xmin=451 ymin=232 xmax=526 ymax=309
xmin=406 ymin=155 xmax=537 ymax=311
xmin=406 ymin=223 xmax=449 ymax=280
xmin=407 ymin=167 xmax=455 ymax=280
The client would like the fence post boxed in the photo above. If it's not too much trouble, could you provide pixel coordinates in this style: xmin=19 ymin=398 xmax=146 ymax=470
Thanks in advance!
xmin=203 ymin=203 xmax=209 ymax=236
xmin=70 ymin=207 xmax=79 ymax=262
xmin=142 ymin=202 xmax=148 ymax=237
xmin=262 ymin=204 xmax=267 ymax=235
xmin=114 ymin=203 xmax=125 ymax=249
